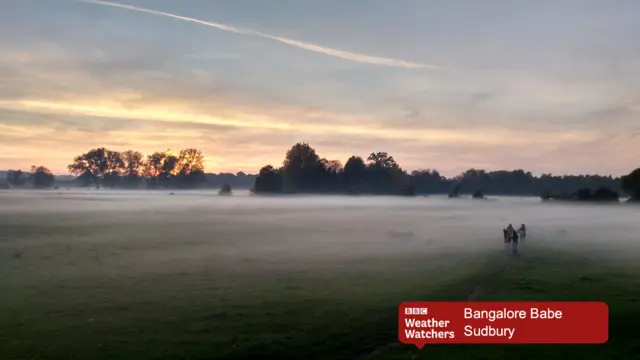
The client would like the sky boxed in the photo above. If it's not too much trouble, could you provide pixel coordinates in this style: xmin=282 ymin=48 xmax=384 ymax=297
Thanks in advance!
xmin=1 ymin=0 xmax=639 ymax=176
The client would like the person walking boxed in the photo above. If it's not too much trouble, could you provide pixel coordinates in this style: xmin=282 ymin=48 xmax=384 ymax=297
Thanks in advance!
xmin=506 ymin=224 xmax=515 ymax=240
xmin=518 ymin=224 xmax=527 ymax=242
xmin=511 ymin=229 xmax=519 ymax=256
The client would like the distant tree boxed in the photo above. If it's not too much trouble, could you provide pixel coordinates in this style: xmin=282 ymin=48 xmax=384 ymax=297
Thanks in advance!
xmin=143 ymin=151 xmax=167 ymax=188
xmin=67 ymin=147 xmax=113 ymax=189
xmin=76 ymin=170 xmax=94 ymax=188
xmin=161 ymin=153 xmax=179 ymax=177
xmin=621 ymin=168 xmax=640 ymax=201
xmin=102 ymin=150 xmax=123 ymax=189
xmin=148 ymin=151 xmax=179 ymax=188
xmin=592 ymin=187 xmax=619 ymax=202
xmin=539 ymin=187 xmax=618 ymax=202
xmin=410 ymin=169 xmax=445 ymax=194
xmin=59 ymin=142 xmax=630 ymax=197
xmin=398 ymin=183 xmax=416 ymax=196
xmin=30 ymin=165 xmax=55 ymax=188
xmin=282 ymin=142 xmax=322 ymax=192
xmin=574 ymin=188 xmax=592 ymax=200
xmin=253 ymin=165 xmax=283 ymax=193
xmin=367 ymin=152 xmax=398 ymax=170
xmin=121 ymin=150 xmax=144 ymax=188
xmin=7 ymin=170 xmax=26 ymax=187
xmin=177 ymin=148 xmax=205 ymax=173
xmin=177 ymin=148 xmax=206 ymax=188
xmin=343 ymin=156 xmax=367 ymax=193
xmin=366 ymin=152 xmax=404 ymax=194
xmin=219 ymin=183 xmax=232 ymax=195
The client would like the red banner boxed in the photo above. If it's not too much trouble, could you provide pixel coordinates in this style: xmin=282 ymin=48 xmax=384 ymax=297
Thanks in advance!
xmin=399 ymin=301 xmax=608 ymax=348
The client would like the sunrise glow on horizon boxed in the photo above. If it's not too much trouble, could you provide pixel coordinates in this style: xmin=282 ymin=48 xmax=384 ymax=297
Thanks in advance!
xmin=1 ymin=0 xmax=639 ymax=176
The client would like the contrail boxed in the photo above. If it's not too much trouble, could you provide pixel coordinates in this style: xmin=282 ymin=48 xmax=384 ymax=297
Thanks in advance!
xmin=76 ymin=0 xmax=440 ymax=69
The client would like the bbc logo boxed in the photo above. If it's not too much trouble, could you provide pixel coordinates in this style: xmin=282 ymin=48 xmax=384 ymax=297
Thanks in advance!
xmin=405 ymin=308 xmax=429 ymax=315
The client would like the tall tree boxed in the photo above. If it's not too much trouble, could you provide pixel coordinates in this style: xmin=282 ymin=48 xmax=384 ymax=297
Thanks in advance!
xmin=282 ymin=142 xmax=321 ymax=192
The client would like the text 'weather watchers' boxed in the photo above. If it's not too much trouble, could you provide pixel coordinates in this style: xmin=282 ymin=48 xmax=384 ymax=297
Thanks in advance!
xmin=398 ymin=302 xmax=608 ymax=348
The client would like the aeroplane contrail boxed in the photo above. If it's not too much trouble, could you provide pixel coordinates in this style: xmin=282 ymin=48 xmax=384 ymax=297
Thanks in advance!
xmin=76 ymin=0 xmax=440 ymax=70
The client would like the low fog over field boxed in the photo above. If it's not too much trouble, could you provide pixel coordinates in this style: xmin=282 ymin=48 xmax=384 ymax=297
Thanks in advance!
xmin=2 ymin=190 xmax=640 ymax=359
xmin=1 ymin=190 xmax=639 ymax=281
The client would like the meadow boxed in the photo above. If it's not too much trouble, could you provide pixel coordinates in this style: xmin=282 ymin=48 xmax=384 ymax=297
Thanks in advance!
xmin=1 ymin=190 xmax=639 ymax=360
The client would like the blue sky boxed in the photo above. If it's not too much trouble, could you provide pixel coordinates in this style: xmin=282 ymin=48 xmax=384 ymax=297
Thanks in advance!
xmin=1 ymin=0 xmax=639 ymax=176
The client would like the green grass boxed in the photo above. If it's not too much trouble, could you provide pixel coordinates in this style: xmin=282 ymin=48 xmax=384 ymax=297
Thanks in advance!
xmin=369 ymin=247 xmax=640 ymax=360
xmin=0 ymin=247 xmax=500 ymax=360
xmin=4 ymin=246 xmax=638 ymax=360
xmin=2 ymin=206 xmax=639 ymax=360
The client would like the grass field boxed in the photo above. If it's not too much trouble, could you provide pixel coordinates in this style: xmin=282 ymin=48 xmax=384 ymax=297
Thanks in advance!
xmin=1 ymin=192 xmax=638 ymax=359
xmin=370 ymin=246 xmax=640 ymax=360
xmin=0 ymin=246 xmax=497 ymax=360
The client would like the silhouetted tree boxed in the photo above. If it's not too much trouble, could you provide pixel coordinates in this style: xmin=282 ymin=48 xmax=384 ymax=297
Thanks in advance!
xmin=59 ymin=143 xmax=631 ymax=198
xmin=102 ymin=150 xmax=123 ymax=189
xmin=7 ymin=170 xmax=27 ymax=187
xmin=410 ymin=169 xmax=446 ymax=194
xmin=176 ymin=148 xmax=206 ymax=188
xmin=592 ymin=187 xmax=619 ymax=201
xmin=343 ymin=156 xmax=367 ymax=194
xmin=67 ymin=147 xmax=114 ymax=189
xmin=250 ymin=142 xmax=627 ymax=197
xmin=30 ymin=166 xmax=55 ymax=188
xmin=253 ymin=165 xmax=283 ymax=193
xmin=281 ymin=142 xmax=322 ymax=192
xmin=143 ymin=151 xmax=167 ymax=189
xmin=121 ymin=150 xmax=144 ymax=188
xmin=621 ymin=168 xmax=640 ymax=201
xmin=366 ymin=152 xmax=406 ymax=194
xmin=539 ymin=187 xmax=619 ymax=202
xmin=158 ymin=153 xmax=179 ymax=188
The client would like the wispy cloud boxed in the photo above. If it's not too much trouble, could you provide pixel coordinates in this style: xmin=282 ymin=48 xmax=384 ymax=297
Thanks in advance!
xmin=76 ymin=0 xmax=439 ymax=69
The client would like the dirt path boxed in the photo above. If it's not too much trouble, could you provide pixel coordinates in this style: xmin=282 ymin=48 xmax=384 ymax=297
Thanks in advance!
xmin=355 ymin=258 xmax=512 ymax=359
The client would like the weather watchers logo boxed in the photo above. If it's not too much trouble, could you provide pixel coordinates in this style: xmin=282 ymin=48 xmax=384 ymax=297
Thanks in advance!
xmin=405 ymin=307 xmax=429 ymax=315
xmin=399 ymin=301 xmax=609 ymax=348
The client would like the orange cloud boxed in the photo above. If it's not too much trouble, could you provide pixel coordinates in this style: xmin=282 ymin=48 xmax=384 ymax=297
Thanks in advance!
xmin=0 ymin=93 xmax=613 ymax=176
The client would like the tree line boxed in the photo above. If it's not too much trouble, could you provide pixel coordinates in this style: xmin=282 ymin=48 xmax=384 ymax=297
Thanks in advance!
xmin=252 ymin=143 xmax=640 ymax=200
xmin=2 ymin=142 xmax=639 ymax=200
xmin=66 ymin=148 xmax=210 ymax=189
xmin=3 ymin=148 xmax=255 ymax=190
xmin=4 ymin=166 xmax=55 ymax=189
